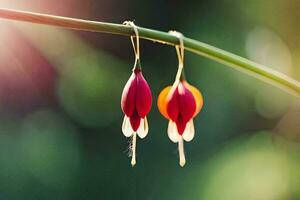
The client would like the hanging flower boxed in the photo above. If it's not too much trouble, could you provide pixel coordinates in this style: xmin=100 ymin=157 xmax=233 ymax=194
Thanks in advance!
xmin=121 ymin=68 xmax=152 ymax=166
xmin=157 ymin=79 xmax=203 ymax=166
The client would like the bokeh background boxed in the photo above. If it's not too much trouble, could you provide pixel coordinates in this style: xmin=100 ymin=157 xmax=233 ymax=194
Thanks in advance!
xmin=0 ymin=0 xmax=300 ymax=199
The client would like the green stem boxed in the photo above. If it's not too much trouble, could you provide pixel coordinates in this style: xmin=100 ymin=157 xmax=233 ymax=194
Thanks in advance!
xmin=0 ymin=8 xmax=299 ymax=96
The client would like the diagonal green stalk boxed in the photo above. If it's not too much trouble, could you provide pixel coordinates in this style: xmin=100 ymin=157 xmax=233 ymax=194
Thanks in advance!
xmin=0 ymin=8 xmax=299 ymax=96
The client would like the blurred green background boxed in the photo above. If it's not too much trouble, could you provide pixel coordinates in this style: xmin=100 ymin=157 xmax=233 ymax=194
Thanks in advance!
xmin=0 ymin=0 xmax=300 ymax=199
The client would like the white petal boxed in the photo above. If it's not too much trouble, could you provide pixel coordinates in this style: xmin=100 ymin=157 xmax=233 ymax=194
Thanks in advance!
xmin=122 ymin=116 xmax=134 ymax=137
xmin=168 ymin=120 xmax=180 ymax=143
xmin=182 ymin=119 xmax=195 ymax=142
xmin=137 ymin=117 xmax=148 ymax=139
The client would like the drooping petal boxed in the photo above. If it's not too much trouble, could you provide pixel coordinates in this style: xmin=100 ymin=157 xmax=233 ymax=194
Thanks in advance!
xmin=129 ymin=111 xmax=141 ymax=131
xmin=182 ymin=119 xmax=195 ymax=142
xmin=175 ymin=115 xmax=187 ymax=135
xmin=137 ymin=117 xmax=149 ymax=139
xmin=177 ymin=82 xmax=196 ymax=123
xmin=135 ymin=71 xmax=152 ymax=118
xmin=183 ymin=81 xmax=203 ymax=117
xmin=121 ymin=72 xmax=137 ymax=117
xmin=122 ymin=116 xmax=134 ymax=137
xmin=157 ymin=86 xmax=172 ymax=119
xmin=166 ymin=88 xmax=180 ymax=122
xmin=168 ymin=120 xmax=180 ymax=143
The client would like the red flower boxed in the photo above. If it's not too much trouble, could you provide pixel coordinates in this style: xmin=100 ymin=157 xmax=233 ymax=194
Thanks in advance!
xmin=158 ymin=80 xmax=203 ymax=166
xmin=121 ymin=68 xmax=152 ymax=137
xmin=121 ymin=68 xmax=152 ymax=166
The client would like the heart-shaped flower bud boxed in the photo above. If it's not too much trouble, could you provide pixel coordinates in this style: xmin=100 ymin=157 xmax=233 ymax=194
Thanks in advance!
xmin=157 ymin=80 xmax=203 ymax=166
xmin=166 ymin=82 xmax=196 ymax=134
xmin=158 ymin=80 xmax=203 ymax=137
xmin=122 ymin=69 xmax=152 ymax=117
xmin=121 ymin=68 xmax=152 ymax=166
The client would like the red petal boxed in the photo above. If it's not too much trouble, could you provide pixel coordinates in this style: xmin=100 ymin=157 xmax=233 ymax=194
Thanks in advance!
xmin=166 ymin=87 xmax=180 ymax=122
xmin=176 ymin=115 xmax=187 ymax=135
xmin=166 ymin=82 xmax=196 ymax=134
xmin=135 ymin=71 xmax=152 ymax=118
xmin=121 ymin=72 xmax=137 ymax=117
xmin=130 ymin=111 xmax=141 ymax=131
xmin=177 ymin=82 xmax=196 ymax=123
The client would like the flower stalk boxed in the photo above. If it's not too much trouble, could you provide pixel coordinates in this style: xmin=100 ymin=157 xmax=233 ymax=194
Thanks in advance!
xmin=0 ymin=8 xmax=299 ymax=96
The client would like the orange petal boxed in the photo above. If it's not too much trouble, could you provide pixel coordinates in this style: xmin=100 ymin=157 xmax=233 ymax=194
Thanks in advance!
xmin=184 ymin=82 xmax=203 ymax=117
xmin=157 ymin=86 xmax=172 ymax=119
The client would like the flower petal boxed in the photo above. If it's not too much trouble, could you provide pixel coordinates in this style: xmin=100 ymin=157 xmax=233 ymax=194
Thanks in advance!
xmin=166 ymin=88 xmax=179 ymax=122
xmin=168 ymin=120 xmax=180 ymax=143
xmin=175 ymin=115 xmax=187 ymax=135
xmin=177 ymin=82 xmax=196 ymax=123
xmin=135 ymin=71 xmax=152 ymax=118
xmin=122 ymin=116 xmax=134 ymax=137
xmin=157 ymin=86 xmax=172 ymax=119
xmin=129 ymin=111 xmax=141 ymax=131
xmin=182 ymin=119 xmax=195 ymax=142
xmin=183 ymin=81 xmax=203 ymax=117
xmin=121 ymin=72 xmax=137 ymax=117
xmin=137 ymin=117 xmax=149 ymax=139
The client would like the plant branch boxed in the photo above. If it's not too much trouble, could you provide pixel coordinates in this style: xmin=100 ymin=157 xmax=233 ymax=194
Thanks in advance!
xmin=0 ymin=8 xmax=299 ymax=96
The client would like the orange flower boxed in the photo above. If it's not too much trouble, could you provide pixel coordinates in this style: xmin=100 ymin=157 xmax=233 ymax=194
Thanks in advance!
xmin=158 ymin=80 xmax=203 ymax=166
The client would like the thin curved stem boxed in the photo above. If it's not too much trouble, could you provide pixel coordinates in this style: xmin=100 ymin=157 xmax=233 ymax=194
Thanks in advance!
xmin=0 ymin=8 xmax=299 ymax=96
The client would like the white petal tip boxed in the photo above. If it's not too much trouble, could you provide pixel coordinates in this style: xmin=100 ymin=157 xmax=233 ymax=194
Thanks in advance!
xmin=122 ymin=116 xmax=134 ymax=137
xmin=131 ymin=159 xmax=136 ymax=167
xmin=130 ymin=133 xmax=137 ymax=167
xmin=137 ymin=117 xmax=148 ymax=139
xmin=168 ymin=120 xmax=180 ymax=143
xmin=179 ymin=160 xmax=186 ymax=167
xmin=182 ymin=119 xmax=195 ymax=142
xmin=178 ymin=137 xmax=186 ymax=168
